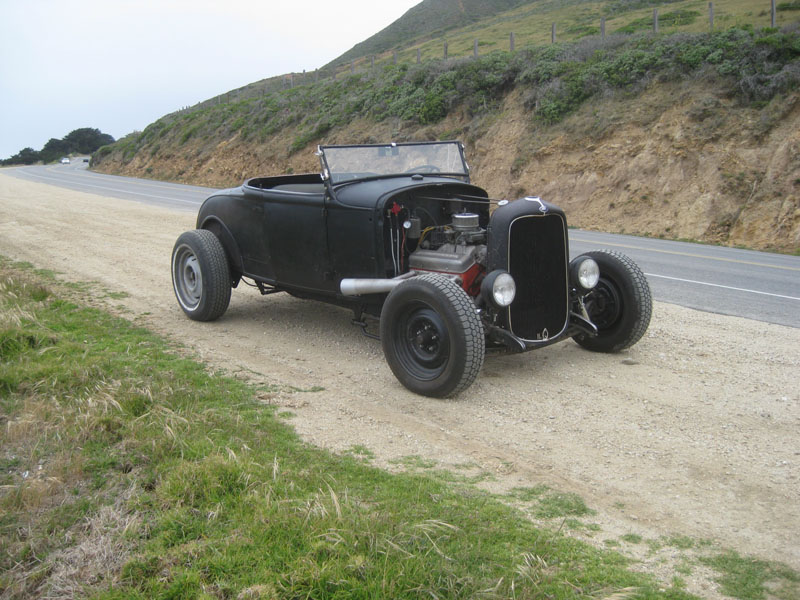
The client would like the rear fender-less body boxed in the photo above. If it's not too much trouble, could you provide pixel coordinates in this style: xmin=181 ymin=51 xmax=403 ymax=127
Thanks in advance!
xmin=198 ymin=174 xmax=490 ymax=303
xmin=198 ymin=174 xmax=332 ymax=292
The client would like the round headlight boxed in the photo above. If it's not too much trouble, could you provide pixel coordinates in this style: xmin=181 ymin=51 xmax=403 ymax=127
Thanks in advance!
xmin=493 ymin=272 xmax=516 ymax=307
xmin=574 ymin=257 xmax=600 ymax=290
xmin=479 ymin=270 xmax=516 ymax=308
xmin=481 ymin=270 xmax=516 ymax=308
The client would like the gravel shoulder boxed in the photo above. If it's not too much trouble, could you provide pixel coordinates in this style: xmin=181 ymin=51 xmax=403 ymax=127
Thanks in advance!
xmin=2 ymin=173 xmax=798 ymax=596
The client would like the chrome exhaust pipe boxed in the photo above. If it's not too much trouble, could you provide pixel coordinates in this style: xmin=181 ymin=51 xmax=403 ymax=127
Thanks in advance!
xmin=340 ymin=273 xmax=415 ymax=296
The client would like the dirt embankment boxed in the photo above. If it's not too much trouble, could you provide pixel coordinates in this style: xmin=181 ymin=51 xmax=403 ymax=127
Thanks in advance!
xmin=1 ymin=174 xmax=798 ymax=599
xmin=94 ymin=80 xmax=800 ymax=254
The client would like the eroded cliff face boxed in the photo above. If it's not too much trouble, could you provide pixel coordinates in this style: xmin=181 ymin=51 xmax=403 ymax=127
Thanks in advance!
xmin=468 ymin=82 xmax=800 ymax=253
xmin=95 ymin=80 xmax=800 ymax=253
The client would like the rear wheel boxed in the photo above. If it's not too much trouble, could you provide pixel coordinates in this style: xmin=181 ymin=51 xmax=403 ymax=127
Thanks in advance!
xmin=171 ymin=229 xmax=231 ymax=321
xmin=573 ymin=250 xmax=651 ymax=352
xmin=380 ymin=274 xmax=484 ymax=398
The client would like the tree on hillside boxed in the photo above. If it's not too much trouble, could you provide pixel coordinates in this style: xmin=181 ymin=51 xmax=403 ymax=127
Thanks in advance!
xmin=2 ymin=127 xmax=116 ymax=165
xmin=63 ymin=128 xmax=115 ymax=154
xmin=40 ymin=138 xmax=71 ymax=164
xmin=1 ymin=147 xmax=40 ymax=166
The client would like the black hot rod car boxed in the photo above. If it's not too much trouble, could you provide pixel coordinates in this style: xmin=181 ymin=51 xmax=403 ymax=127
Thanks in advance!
xmin=172 ymin=141 xmax=651 ymax=397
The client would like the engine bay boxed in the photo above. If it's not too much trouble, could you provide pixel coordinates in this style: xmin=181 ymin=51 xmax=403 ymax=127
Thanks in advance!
xmin=383 ymin=188 xmax=490 ymax=296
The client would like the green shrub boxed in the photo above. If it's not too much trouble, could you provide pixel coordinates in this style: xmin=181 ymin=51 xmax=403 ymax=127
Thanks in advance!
xmin=615 ymin=10 xmax=700 ymax=34
xmin=95 ymin=26 xmax=800 ymax=161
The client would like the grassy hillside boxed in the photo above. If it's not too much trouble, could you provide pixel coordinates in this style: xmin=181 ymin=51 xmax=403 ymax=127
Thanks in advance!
xmin=97 ymin=27 xmax=800 ymax=164
xmin=333 ymin=0 xmax=798 ymax=68
xmin=330 ymin=0 xmax=531 ymax=67
xmin=92 ymin=0 xmax=800 ymax=252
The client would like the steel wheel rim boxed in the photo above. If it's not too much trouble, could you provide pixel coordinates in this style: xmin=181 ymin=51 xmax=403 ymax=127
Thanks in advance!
xmin=394 ymin=303 xmax=450 ymax=380
xmin=585 ymin=278 xmax=622 ymax=330
xmin=173 ymin=244 xmax=203 ymax=310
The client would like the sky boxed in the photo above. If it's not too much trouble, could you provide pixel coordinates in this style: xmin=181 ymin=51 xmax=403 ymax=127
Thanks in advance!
xmin=0 ymin=0 xmax=422 ymax=159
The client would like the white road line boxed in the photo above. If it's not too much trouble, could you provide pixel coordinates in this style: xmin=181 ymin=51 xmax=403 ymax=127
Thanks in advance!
xmin=67 ymin=167 xmax=214 ymax=193
xmin=16 ymin=170 xmax=201 ymax=205
xmin=646 ymin=273 xmax=800 ymax=301
xmin=571 ymin=235 xmax=800 ymax=272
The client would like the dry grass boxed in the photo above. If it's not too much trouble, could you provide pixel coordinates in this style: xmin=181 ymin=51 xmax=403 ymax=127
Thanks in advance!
xmin=43 ymin=489 xmax=139 ymax=600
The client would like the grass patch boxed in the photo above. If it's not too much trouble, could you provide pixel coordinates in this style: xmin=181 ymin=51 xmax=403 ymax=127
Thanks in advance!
xmin=700 ymin=550 xmax=800 ymax=600
xmin=343 ymin=444 xmax=375 ymax=461
xmin=390 ymin=454 xmax=438 ymax=470
xmin=0 ymin=257 xmax=786 ymax=599
xmin=508 ymin=485 xmax=597 ymax=519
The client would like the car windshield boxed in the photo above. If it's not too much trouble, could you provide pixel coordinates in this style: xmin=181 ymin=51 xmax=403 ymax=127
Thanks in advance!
xmin=319 ymin=142 xmax=469 ymax=184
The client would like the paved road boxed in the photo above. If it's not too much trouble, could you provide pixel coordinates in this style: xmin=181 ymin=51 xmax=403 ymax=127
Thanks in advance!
xmin=6 ymin=161 xmax=799 ymax=328
xmin=5 ymin=160 xmax=211 ymax=212
xmin=569 ymin=231 xmax=799 ymax=328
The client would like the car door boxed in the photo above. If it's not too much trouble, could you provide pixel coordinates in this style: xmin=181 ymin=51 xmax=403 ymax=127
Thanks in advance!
xmin=261 ymin=190 xmax=334 ymax=292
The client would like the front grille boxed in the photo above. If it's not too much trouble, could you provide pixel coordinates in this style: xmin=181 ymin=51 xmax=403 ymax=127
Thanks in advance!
xmin=507 ymin=214 xmax=568 ymax=341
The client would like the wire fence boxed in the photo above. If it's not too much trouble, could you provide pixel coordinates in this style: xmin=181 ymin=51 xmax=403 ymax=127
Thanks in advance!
xmin=172 ymin=0 xmax=793 ymax=115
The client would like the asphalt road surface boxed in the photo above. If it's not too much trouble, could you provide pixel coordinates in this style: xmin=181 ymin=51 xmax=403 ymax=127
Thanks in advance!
xmin=7 ymin=161 xmax=799 ymax=328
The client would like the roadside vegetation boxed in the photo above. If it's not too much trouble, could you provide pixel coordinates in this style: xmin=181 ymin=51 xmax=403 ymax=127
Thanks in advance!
xmin=95 ymin=24 xmax=799 ymax=167
xmin=2 ymin=128 xmax=115 ymax=166
xmin=334 ymin=0 xmax=799 ymax=68
xmin=2 ymin=259 xmax=798 ymax=598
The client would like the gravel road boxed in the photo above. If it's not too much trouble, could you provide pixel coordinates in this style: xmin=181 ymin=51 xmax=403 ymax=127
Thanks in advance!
xmin=2 ymin=173 xmax=798 ymax=595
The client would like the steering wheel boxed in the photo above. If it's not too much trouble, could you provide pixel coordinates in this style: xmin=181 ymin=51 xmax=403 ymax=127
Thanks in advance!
xmin=404 ymin=164 xmax=441 ymax=174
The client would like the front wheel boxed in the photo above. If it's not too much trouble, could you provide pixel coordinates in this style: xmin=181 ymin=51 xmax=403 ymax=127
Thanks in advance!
xmin=573 ymin=250 xmax=652 ymax=352
xmin=380 ymin=274 xmax=485 ymax=398
xmin=171 ymin=229 xmax=231 ymax=321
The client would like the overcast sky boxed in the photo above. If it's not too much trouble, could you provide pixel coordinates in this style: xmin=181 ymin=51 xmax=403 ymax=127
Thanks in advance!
xmin=0 ymin=0 xmax=421 ymax=159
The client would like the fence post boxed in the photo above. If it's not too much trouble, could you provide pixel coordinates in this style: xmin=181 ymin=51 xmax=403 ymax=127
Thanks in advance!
xmin=771 ymin=0 xmax=776 ymax=27
xmin=474 ymin=39 xmax=478 ymax=58
xmin=510 ymin=32 xmax=515 ymax=52
xmin=709 ymin=2 xmax=714 ymax=30
xmin=417 ymin=48 xmax=421 ymax=64
xmin=601 ymin=17 xmax=605 ymax=39
xmin=444 ymin=40 xmax=448 ymax=60
xmin=393 ymin=51 xmax=398 ymax=65
xmin=654 ymin=8 xmax=659 ymax=33
xmin=551 ymin=23 xmax=556 ymax=43
xmin=350 ymin=61 xmax=355 ymax=74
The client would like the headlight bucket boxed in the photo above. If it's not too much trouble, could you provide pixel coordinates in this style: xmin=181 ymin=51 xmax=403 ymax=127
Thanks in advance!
xmin=569 ymin=256 xmax=600 ymax=293
xmin=481 ymin=270 xmax=516 ymax=308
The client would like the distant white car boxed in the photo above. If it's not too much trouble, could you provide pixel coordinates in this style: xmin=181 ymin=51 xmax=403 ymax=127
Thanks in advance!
xmin=60 ymin=157 xmax=70 ymax=164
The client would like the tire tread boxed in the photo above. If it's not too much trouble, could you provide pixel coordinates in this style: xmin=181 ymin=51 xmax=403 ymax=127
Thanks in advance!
xmin=172 ymin=229 xmax=231 ymax=321
xmin=575 ymin=249 xmax=651 ymax=352
xmin=381 ymin=273 xmax=484 ymax=397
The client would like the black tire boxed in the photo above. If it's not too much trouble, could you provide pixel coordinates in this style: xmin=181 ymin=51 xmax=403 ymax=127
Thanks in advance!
xmin=380 ymin=274 xmax=485 ymax=398
xmin=171 ymin=229 xmax=232 ymax=321
xmin=573 ymin=250 xmax=651 ymax=353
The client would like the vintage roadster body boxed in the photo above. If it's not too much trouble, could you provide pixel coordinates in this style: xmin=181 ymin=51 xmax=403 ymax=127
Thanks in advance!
xmin=172 ymin=141 xmax=651 ymax=397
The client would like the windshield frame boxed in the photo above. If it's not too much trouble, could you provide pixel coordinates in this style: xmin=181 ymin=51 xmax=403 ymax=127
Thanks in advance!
xmin=317 ymin=141 xmax=470 ymax=185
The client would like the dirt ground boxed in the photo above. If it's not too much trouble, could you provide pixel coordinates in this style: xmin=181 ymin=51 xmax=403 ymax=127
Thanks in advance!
xmin=1 ymin=173 xmax=798 ymax=597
